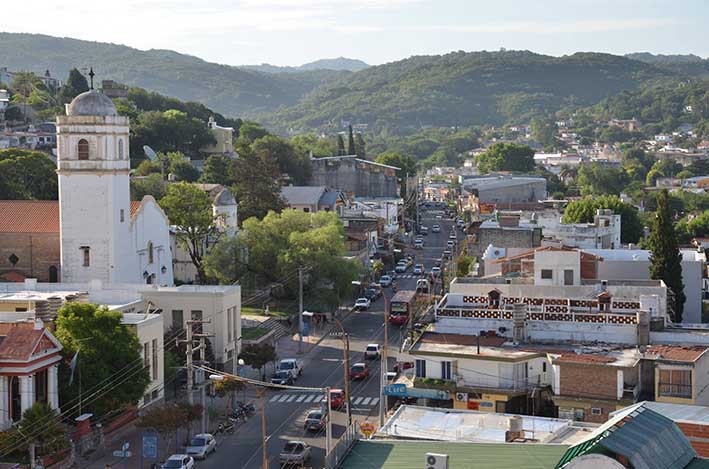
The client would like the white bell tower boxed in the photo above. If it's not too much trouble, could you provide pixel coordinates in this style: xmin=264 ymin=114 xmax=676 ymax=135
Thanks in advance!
xmin=56 ymin=89 xmax=137 ymax=284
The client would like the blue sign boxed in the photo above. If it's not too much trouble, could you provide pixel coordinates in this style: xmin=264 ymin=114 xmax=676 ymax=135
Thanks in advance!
xmin=142 ymin=434 xmax=158 ymax=459
xmin=302 ymin=321 xmax=310 ymax=337
xmin=383 ymin=384 xmax=450 ymax=400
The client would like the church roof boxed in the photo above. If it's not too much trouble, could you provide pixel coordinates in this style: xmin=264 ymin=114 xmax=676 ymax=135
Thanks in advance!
xmin=214 ymin=188 xmax=236 ymax=206
xmin=0 ymin=200 xmax=141 ymax=234
xmin=67 ymin=90 xmax=117 ymax=117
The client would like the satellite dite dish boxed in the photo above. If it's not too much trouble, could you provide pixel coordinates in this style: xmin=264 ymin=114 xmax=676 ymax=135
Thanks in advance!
xmin=143 ymin=145 xmax=157 ymax=160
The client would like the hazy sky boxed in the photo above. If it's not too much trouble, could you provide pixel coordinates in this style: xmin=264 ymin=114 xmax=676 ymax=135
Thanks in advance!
xmin=3 ymin=0 xmax=708 ymax=66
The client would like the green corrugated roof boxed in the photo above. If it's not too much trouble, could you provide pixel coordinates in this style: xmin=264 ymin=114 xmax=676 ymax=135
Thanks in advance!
xmin=339 ymin=441 xmax=569 ymax=469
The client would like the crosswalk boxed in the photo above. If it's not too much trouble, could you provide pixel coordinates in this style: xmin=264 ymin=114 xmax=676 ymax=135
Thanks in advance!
xmin=268 ymin=393 xmax=380 ymax=408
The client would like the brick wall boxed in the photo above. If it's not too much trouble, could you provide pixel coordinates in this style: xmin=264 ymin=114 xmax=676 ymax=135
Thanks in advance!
xmin=0 ymin=232 xmax=60 ymax=281
xmin=560 ymin=363 xmax=617 ymax=400
xmin=677 ymin=422 xmax=709 ymax=457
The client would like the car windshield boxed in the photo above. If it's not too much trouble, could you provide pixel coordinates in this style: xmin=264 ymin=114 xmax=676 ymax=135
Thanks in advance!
xmin=307 ymin=412 xmax=322 ymax=420
xmin=275 ymin=371 xmax=289 ymax=379
xmin=352 ymin=365 xmax=364 ymax=372
xmin=280 ymin=361 xmax=294 ymax=370
xmin=284 ymin=443 xmax=302 ymax=452
xmin=367 ymin=346 xmax=377 ymax=351
xmin=190 ymin=438 xmax=206 ymax=446
xmin=163 ymin=459 xmax=185 ymax=468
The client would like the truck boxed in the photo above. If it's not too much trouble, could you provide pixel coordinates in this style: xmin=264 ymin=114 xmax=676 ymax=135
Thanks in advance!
xmin=277 ymin=358 xmax=303 ymax=379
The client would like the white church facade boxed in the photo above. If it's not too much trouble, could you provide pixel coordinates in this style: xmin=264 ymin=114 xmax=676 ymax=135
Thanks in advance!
xmin=56 ymin=90 xmax=174 ymax=285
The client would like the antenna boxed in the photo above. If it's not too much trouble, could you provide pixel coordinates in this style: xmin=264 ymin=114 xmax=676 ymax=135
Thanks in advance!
xmin=143 ymin=145 xmax=157 ymax=161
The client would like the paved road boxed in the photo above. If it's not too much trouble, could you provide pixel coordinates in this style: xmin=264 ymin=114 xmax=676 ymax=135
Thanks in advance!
xmin=200 ymin=205 xmax=457 ymax=469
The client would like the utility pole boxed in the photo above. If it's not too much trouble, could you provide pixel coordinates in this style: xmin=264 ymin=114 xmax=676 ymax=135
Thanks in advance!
xmin=344 ymin=333 xmax=352 ymax=426
xmin=185 ymin=323 xmax=194 ymax=405
xmin=182 ymin=318 xmax=212 ymax=423
xmin=380 ymin=295 xmax=389 ymax=426
xmin=199 ymin=336 xmax=207 ymax=433
xmin=298 ymin=267 xmax=304 ymax=354
xmin=257 ymin=386 xmax=268 ymax=469
xmin=325 ymin=386 xmax=333 ymax=456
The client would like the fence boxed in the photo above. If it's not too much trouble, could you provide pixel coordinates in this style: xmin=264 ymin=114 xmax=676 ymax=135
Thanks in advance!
xmin=325 ymin=421 xmax=360 ymax=469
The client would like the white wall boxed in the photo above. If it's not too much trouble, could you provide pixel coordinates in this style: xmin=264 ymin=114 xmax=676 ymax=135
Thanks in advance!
xmin=132 ymin=197 xmax=174 ymax=286
xmin=534 ymin=251 xmax=580 ymax=286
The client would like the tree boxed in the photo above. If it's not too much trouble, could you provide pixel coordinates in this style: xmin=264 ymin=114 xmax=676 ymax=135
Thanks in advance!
xmin=347 ymin=125 xmax=356 ymax=155
xmin=576 ymin=163 xmax=628 ymax=196
xmin=201 ymin=155 xmax=234 ymax=186
xmin=214 ymin=377 xmax=245 ymax=414
xmin=240 ymin=343 xmax=277 ymax=380
xmin=562 ymin=195 xmax=643 ymax=244
xmin=375 ymin=152 xmax=416 ymax=176
xmin=54 ymin=303 xmax=150 ymax=418
xmin=252 ymin=135 xmax=310 ymax=185
xmin=531 ymin=117 xmax=557 ymax=148
xmin=648 ymin=189 xmax=686 ymax=323
xmin=130 ymin=173 xmax=166 ymax=201
xmin=354 ymin=132 xmax=366 ymax=159
xmin=15 ymin=403 xmax=67 ymax=460
xmin=203 ymin=235 xmax=249 ymax=284
xmin=160 ymin=182 xmax=217 ymax=283
xmin=237 ymin=121 xmax=269 ymax=145
xmin=0 ymin=149 xmax=58 ymax=199
xmin=170 ymin=158 xmax=201 ymax=182
xmin=130 ymin=110 xmax=216 ymax=159
xmin=337 ymin=135 xmax=346 ymax=156
xmin=230 ymin=147 xmax=285 ymax=222
xmin=59 ymin=68 xmax=89 ymax=103
xmin=475 ymin=143 xmax=535 ymax=173
xmin=290 ymin=133 xmax=337 ymax=159
xmin=136 ymin=403 xmax=201 ymax=453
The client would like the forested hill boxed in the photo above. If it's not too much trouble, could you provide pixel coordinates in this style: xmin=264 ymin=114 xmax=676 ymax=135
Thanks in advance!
xmin=625 ymin=53 xmax=709 ymax=78
xmin=0 ymin=32 xmax=347 ymax=117
xmin=260 ymin=50 xmax=681 ymax=133
xmin=242 ymin=57 xmax=369 ymax=73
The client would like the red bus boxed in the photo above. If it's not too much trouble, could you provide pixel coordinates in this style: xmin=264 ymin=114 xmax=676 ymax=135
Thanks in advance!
xmin=389 ymin=290 xmax=417 ymax=326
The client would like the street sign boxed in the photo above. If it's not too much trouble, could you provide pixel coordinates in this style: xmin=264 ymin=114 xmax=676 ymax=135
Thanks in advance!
xmin=383 ymin=383 xmax=450 ymax=400
xmin=112 ymin=450 xmax=132 ymax=457
xmin=142 ymin=434 xmax=158 ymax=459
xmin=360 ymin=421 xmax=375 ymax=438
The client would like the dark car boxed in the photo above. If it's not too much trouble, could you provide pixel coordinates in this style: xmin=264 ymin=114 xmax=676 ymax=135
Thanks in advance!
xmin=364 ymin=288 xmax=382 ymax=301
xmin=271 ymin=371 xmax=294 ymax=385
xmin=303 ymin=409 xmax=326 ymax=432
xmin=349 ymin=363 xmax=369 ymax=380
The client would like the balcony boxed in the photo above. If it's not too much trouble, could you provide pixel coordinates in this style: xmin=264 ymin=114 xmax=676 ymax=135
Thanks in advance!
xmin=659 ymin=382 xmax=692 ymax=399
xmin=413 ymin=377 xmax=456 ymax=393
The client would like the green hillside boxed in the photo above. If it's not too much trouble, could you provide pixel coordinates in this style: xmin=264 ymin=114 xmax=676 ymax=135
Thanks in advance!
xmin=260 ymin=50 xmax=680 ymax=133
xmin=0 ymin=32 xmax=345 ymax=117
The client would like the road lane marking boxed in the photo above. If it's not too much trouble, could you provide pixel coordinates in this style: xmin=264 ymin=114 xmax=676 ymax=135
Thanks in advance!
xmin=277 ymin=394 xmax=290 ymax=402
xmin=361 ymin=397 xmax=372 ymax=405
xmin=304 ymin=395 xmax=315 ymax=403
xmin=296 ymin=395 xmax=306 ymax=403
xmin=270 ymin=395 xmax=280 ymax=402
xmin=370 ymin=398 xmax=379 ymax=406
xmin=353 ymin=397 xmax=364 ymax=405
xmin=286 ymin=395 xmax=297 ymax=402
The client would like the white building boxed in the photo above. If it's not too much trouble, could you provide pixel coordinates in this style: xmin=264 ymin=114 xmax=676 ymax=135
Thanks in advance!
xmin=56 ymin=90 xmax=174 ymax=285
xmin=544 ymin=209 xmax=621 ymax=249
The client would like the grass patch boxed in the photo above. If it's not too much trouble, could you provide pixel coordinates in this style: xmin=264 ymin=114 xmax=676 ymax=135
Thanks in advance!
xmin=241 ymin=306 xmax=292 ymax=319
xmin=242 ymin=327 xmax=271 ymax=341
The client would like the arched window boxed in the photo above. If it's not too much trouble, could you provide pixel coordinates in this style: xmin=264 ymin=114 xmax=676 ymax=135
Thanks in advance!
xmin=78 ymin=139 xmax=89 ymax=160
xmin=49 ymin=265 xmax=58 ymax=283
xmin=148 ymin=241 xmax=154 ymax=264
xmin=118 ymin=139 xmax=124 ymax=159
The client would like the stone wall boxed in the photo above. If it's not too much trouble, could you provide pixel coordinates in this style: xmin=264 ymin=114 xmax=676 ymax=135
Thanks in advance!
xmin=0 ymin=232 xmax=60 ymax=281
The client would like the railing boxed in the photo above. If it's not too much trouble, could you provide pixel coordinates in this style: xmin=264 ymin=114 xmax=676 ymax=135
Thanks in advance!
xmin=455 ymin=374 xmax=546 ymax=392
xmin=659 ymin=382 xmax=693 ymax=399
xmin=325 ymin=421 xmax=360 ymax=469
xmin=436 ymin=308 xmax=639 ymax=325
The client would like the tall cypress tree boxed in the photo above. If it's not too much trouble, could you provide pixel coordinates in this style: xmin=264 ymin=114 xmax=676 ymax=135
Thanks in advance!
xmin=347 ymin=125 xmax=355 ymax=156
xmin=648 ymin=189 xmax=686 ymax=322
xmin=337 ymin=135 xmax=346 ymax=156
xmin=60 ymin=68 xmax=89 ymax=103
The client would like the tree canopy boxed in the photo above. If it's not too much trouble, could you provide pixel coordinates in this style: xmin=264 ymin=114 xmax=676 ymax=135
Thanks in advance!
xmin=0 ymin=149 xmax=58 ymax=199
xmin=562 ymin=195 xmax=643 ymax=244
xmin=475 ymin=143 xmax=535 ymax=173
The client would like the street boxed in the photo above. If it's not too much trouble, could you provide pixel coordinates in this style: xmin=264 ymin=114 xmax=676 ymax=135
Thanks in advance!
xmin=199 ymin=204 xmax=457 ymax=469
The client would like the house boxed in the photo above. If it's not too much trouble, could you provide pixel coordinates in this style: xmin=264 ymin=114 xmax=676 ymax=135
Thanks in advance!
xmin=279 ymin=185 xmax=346 ymax=213
xmin=100 ymin=80 xmax=128 ymax=99
xmin=544 ymin=209 xmax=621 ymax=249
xmin=122 ymin=313 xmax=165 ymax=407
xmin=201 ymin=117 xmax=235 ymax=157
xmin=647 ymin=345 xmax=709 ymax=406
xmin=468 ymin=213 xmax=543 ymax=259
xmin=0 ymin=319 xmax=62 ymax=429
xmin=310 ymin=155 xmax=399 ymax=198
xmin=461 ymin=175 xmax=547 ymax=204
xmin=342 ymin=198 xmax=400 ymax=235
xmin=609 ymin=118 xmax=641 ymax=132
xmin=683 ymin=176 xmax=709 ymax=190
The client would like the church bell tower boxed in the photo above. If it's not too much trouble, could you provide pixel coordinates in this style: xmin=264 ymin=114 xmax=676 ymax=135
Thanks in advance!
xmin=56 ymin=87 xmax=136 ymax=283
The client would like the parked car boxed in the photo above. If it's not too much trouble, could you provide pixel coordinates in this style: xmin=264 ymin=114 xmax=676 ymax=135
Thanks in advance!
xmin=365 ymin=343 xmax=381 ymax=359
xmin=416 ymin=278 xmax=430 ymax=293
xmin=447 ymin=240 xmax=455 ymax=249
xmin=350 ymin=362 xmax=369 ymax=380
xmin=431 ymin=224 xmax=441 ymax=233
xmin=185 ymin=434 xmax=216 ymax=460
xmin=434 ymin=257 xmax=442 ymax=267
xmin=379 ymin=275 xmax=393 ymax=288
xmin=354 ymin=297 xmax=371 ymax=310
xmin=443 ymin=249 xmax=452 ymax=258
xmin=430 ymin=266 xmax=442 ymax=277
xmin=329 ymin=388 xmax=345 ymax=409
xmin=449 ymin=232 xmax=457 ymax=240
xmin=413 ymin=264 xmax=425 ymax=275
xmin=271 ymin=370 xmax=294 ymax=385
xmin=386 ymin=371 xmax=398 ymax=382
xmin=395 ymin=261 xmax=408 ymax=273
xmin=163 ymin=454 xmax=194 ymax=469
xmin=303 ymin=409 xmax=326 ymax=432
xmin=457 ymin=218 xmax=465 ymax=227
xmin=277 ymin=358 xmax=303 ymax=379
xmin=414 ymin=239 xmax=424 ymax=249
xmin=420 ymin=226 xmax=429 ymax=235
xmin=364 ymin=287 xmax=382 ymax=301
xmin=279 ymin=441 xmax=312 ymax=467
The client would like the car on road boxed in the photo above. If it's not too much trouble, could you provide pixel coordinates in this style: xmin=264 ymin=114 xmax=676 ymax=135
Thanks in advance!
xmin=329 ymin=388 xmax=344 ymax=409
xmin=364 ymin=287 xmax=382 ymax=301
xmin=279 ymin=440 xmax=312 ymax=467
xmin=435 ymin=214 xmax=443 ymax=220
xmin=163 ymin=454 xmax=194 ymax=469
xmin=350 ymin=362 xmax=369 ymax=380
xmin=457 ymin=218 xmax=465 ymax=227
xmin=420 ymin=226 xmax=429 ymax=235
xmin=449 ymin=232 xmax=457 ymax=240
xmin=414 ymin=239 xmax=424 ymax=249
xmin=271 ymin=370 xmax=294 ymax=385
xmin=416 ymin=278 xmax=430 ymax=293
xmin=434 ymin=257 xmax=442 ymax=267
xmin=443 ymin=249 xmax=452 ymax=258
xmin=386 ymin=371 xmax=398 ymax=382
xmin=432 ymin=224 xmax=441 ymax=233
xmin=354 ymin=297 xmax=371 ymax=310
xmin=447 ymin=240 xmax=455 ymax=249
xmin=379 ymin=275 xmax=393 ymax=288
xmin=185 ymin=434 xmax=216 ymax=460
xmin=395 ymin=261 xmax=409 ymax=273
xmin=277 ymin=358 xmax=303 ymax=379
xmin=413 ymin=264 xmax=425 ymax=275
xmin=365 ymin=343 xmax=381 ymax=359
xmin=430 ymin=266 xmax=442 ymax=277
xmin=303 ymin=409 xmax=326 ymax=432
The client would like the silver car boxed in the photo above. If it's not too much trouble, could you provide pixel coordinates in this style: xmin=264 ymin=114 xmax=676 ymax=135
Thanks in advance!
xmin=185 ymin=433 xmax=216 ymax=460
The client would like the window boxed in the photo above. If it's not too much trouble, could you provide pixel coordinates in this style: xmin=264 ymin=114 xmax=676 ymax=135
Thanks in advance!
xmin=591 ymin=408 xmax=602 ymax=416
xmin=148 ymin=241 xmax=154 ymax=264
xmin=227 ymin=306 xmax=234 ymax=342
xmin=441 ymin=361 xmax=452 ymax=381
xmin=303 ymin=207 xmax=310 ymax=213
xmin=542 ymin=362 xmax=547 ymax=373
xmin=49 ymin=265 xmax=58 ymax=282
xmin=415 ymin=359 xmax=427 ymax=378
xmin=120 ymin=209 xmax=125 ymax=223
xmin=541 ymin=269 xmax=553 ymax=280
xmin=77 ymin=139 xmax=89 ymax=160
xmin=144 ymin=342 xmax=150 ymax=373
xmin=118 ymin=139 xmax=124 ymax=159
xmin=172 ymin=310 xmax=184 ymax=330
xmin=81 ymin=247 xmax=90 ymax=267
xmin=152 ymin=339 xmax=158 ymax=380
xmin=15 ymin=307 xmax=27 ymax=312
xmin=659 ymin=369 xmax=692 ymax=398
xmin=564 ymin=269 xmax=574 ymax=286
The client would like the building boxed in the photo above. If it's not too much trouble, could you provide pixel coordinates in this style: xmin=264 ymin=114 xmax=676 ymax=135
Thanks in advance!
xmin=343 ymin=198 xmax=400 ymax=234
xmin=647 ymin=345 xmax=709 ymax=407
xmin=55 ymin=89 xmax=174 ymax=285
xmin=201 ymin=117 xmax=235 ymax=156
xmin=0 ymin=319 xmax=62 ymax=429
xmin=100 ymin=80 xmax=128 ymax=99
xmin=310 ymin=155 xmax=399 ymax=198
xmin=609 ymin=118 xmax=641 ymax=132
xmin=469 ymin=214 xmax=543 ymax=259
xmin=461 ymin=175 xmax=547 ymax=204
xmin=122 ymin=312 xmax=165 ymax=407
xmin=545 ymin=209 xmax=621 ymax=249
xmin=0 ymin=89 xmax=8 ymax=121
xmin=279 ymin=186 xmax=347 ymax=213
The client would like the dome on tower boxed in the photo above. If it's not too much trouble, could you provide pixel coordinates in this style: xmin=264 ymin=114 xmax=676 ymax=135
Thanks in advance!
xmin=67 ymin=90 xmax=117 ymax=117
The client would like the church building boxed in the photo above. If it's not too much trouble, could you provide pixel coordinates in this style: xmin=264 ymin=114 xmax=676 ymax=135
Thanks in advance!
xmin=0 ymin=90 xmax=174 ymax=285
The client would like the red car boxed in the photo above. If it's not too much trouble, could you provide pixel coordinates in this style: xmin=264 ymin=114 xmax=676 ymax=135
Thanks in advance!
xmin=349 ymin=363 xmax=369 ymax=380
xmin=330 ymin=389 xmax=344 ymax=409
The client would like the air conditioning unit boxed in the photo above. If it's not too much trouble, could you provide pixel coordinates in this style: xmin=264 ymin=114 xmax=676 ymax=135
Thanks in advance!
xmin=455 ymin=392 xmax=468 ymax=403
xmin=426 ymin=453 xmax=449 ymax=469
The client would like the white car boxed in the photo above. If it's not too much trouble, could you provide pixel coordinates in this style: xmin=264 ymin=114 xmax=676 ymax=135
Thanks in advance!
xmin=447 ymin=240 xmax=455 ymax=248
xmin=278 ymin=358 xmax=304 ymax=379
xmin=395 ymin=261 xmax=408 ymax=273
xmin=185 ymin=434 xmax=216 ymax=460
xmin=163 ymin=454 xmax=194 ymax=469
xmin=430 ymin=267 xmax=442 ymax=276
xmin=355 ymin=298 xmax=371 ymax=310
xmin=379 ymin=275 xmax=393 ymax=287
xmin=431 ymin=224 xmax=441 ymax=233
xmin=413 ymin=264 xmax=425 ymax=275
xmin=365 ymin=343 xmax=381 ymax=359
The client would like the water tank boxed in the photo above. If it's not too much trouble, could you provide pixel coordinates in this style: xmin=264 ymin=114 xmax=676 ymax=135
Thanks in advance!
xmin=509 ymin=416 xmax=523 ymax=433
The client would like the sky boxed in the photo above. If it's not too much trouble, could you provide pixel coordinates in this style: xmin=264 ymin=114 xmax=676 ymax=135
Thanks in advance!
xmin=2 ymin=0 xmax=708 ymax=67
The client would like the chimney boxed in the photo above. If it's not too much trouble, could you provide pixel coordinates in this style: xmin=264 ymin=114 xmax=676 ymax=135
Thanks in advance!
xmin=505 ymin=416 xmax=525 ymax=441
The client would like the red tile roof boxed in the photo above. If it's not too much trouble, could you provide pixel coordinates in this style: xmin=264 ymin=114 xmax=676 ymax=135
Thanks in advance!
xmin=0 ymin=322 xmax=45 ymax=361
xmin=0 ymin=200 xmax=143 ymax=234
xmin=647 ymin=345 xmax=709 ymax=362
xmin=555 ymin=354 xmax=616 ymax=365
